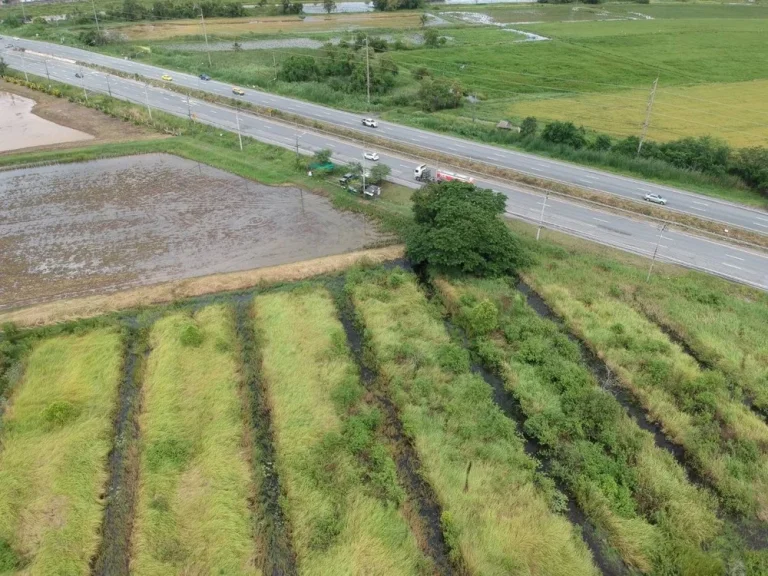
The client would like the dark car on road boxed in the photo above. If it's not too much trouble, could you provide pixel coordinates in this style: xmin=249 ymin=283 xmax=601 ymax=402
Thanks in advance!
xmin=199 ymin=74 xmax=211 ymax=81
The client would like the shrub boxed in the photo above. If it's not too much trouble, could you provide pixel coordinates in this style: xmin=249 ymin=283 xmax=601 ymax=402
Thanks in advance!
xmin=542 ymin=121 xmax=587 ymax=149
xmin=411 ymin=66 xmax=431 ymax=80
xmin=520 ymin=116 xmax=537 ymax=138
xmin=279 ymin=55 xmax=319 ymax=82
xmin=417 ymin=77 xmax=464 ymax=112
xmin=42 ymin=401 xmax=80 ymax=430
xmin=466 ymin=300 xmax=499 ymax=336
xmin=437 ymin=344 xmax=470 ymax=374
xmin=179 ymin=323 xmax=204 ymax=347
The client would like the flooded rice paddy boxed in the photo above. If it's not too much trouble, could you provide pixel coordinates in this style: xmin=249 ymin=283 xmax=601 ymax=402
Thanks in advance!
xmin=0 ymin=91 xmax=93 ymax=153
xmin=0 ymin=153 xmax=383 ymax=309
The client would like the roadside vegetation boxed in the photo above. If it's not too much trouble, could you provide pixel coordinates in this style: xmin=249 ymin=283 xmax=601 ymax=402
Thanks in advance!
xmin=0 ymin=330 xmax=122 ymax=573
xmin=132 ymin=306 xmax=259 ymax=575
xmin=253 ymin=287 xmax=428 ymax=575
xmin=434 ymin=276 xmax=738 ymax=574
xmin=348 ymin=267 xmax=599 ymax=575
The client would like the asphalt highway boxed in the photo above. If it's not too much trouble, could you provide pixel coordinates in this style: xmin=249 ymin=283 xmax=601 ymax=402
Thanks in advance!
xmin=3 ymin=36 xmax=768 ymax=237
xmin=2 ymin=46 xmax=767 ymax=291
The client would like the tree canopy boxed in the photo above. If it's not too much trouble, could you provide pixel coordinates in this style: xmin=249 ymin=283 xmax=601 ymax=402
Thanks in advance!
xmin=407 ymin=181 xmax=530 ymax=276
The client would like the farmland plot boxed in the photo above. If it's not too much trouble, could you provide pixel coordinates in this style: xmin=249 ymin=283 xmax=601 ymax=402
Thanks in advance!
xmin=131 ymin=305 xmax=260 ymax=575
xmin=348 ymin=268 xmax=598 ymax=576
xmin=254 ymin=288 xmax=427 ymax=575
xmin=0 ymin=330 xmax=122 ymax=573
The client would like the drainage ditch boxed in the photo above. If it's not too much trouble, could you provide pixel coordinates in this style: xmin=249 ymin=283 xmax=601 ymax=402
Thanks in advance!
xmin=332 ymin=279 xmax=459 ymax=576
xmin=234 ymin=298 xmax=297 ymax=576
xmin=91 ymin=320 xmax=147 ymax=576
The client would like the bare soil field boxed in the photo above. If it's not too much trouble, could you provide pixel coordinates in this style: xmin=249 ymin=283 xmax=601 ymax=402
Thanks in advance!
xmin=0 ymin=79 xmax=161 ymax=154
xmin=0 ymin=153 xmax=385 ymax=310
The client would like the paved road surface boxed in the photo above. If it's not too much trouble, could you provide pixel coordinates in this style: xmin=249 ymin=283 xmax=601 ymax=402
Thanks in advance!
xmin=2 ymin=48 xmax=767 ymax=291
xmin=3 ymin=36 xmax=768 ymax=237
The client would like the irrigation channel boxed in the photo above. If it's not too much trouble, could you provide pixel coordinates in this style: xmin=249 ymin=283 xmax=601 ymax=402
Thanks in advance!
xmin=329 ymin=275 xmax=459 ymax=575
xmin=235 ymin=297 xmax=298 ymax=576
xmin=412 ymin=270 xmax=623 ymax=576
xmin=92 ymin=321 xmax=147 ymax=576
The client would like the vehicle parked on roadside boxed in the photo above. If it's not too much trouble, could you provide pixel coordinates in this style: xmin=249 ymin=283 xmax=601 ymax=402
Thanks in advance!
xmin=339 ymin=173 xmax=355 ymax=185
xmin=161 ymin=74 xmax=173 ymax=81
xmin=362 ymin=118 xmax=378 ymax=128
xmin=644 ymin=192 xmax=667 ymax=205
xmin=363 ymin=152 xmax=379 ymax=161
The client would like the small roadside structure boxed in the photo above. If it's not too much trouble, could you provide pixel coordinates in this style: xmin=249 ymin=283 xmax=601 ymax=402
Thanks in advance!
xmin=496 ymin=120 xmax=520 ymax=132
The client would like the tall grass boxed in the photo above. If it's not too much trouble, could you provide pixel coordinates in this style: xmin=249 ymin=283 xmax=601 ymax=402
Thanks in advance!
xmin=0 ymin=330 xmax=122 ymax=573
xmin=254 ymin=287 xmax=427 ymax=575
xmin=525 ymin=279 xmax=768 ymax=521
xmin=348 ymin=267 xmax=598 ymax=576
xmin=435 ymin=276 xmax=729 ymax=574
xmin=131 ymin=305 xmax=260 ymax=575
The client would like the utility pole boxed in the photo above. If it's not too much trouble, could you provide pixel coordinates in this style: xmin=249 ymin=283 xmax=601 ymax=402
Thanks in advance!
xmin=235 ymin=106 xmax=243 ymax=151
xmin=646 ymin=222 xmax=668 ymax=282
xmin=105 ymin=74 xmax=112 ymax=97
xmin=144 ymin=83 xmax=152 ymax=121
xmin=637 ymin=76 xmax=658 ymax=156
xmin=536 ymin=191 xmax=549 ymax=241
xmin=272 ymin=52 xmax=278 ymax=81
xmin=200 ymin=7 xmax=212 ymax=67
xmin=90 ymin=0 xmax=100 ymax=35
xmin=20 ymin=0 xmax=27 ymax=23
xmin=186 ymin=93 xmax=192 ymax=119
xmin=364 ymin=36 xmax=371 ymax=108
xmin=20 ymin=50 xmax=29 ymax=81
xmin=43 ymin=59 xmax=51 ymax=87
xmin=81 ymin=69 xmax=88 ymax=101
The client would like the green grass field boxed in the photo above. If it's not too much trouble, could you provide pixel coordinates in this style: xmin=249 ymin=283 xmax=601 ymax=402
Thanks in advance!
xmin=348 ymin=267 xmax=598 ymax=576
xmin=0 ymin=330 xmax=122 ymax=573
xmin=254 ymin=288 xmax=428 ymax=575
xmin=132 ymin=305 xmax=260 ymax=575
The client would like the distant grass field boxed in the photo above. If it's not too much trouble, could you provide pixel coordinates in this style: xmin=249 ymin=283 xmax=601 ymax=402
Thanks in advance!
xmin=0 ymin=330 xmax=121 ymax=573
xmin=254 ymin=288 xmax=427 ymax=575
xmin=349 ymin=268 xmax=598 ymax=576
xmin=132 ymin=306 xmax=259 ymax=575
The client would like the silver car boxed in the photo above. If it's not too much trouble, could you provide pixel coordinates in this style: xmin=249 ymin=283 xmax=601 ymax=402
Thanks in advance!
xmin=644 ymin=193 xmax=667 ymax=206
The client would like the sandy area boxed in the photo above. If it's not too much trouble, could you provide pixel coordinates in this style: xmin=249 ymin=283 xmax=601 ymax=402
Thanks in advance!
xmin=0 ymin=91 xmax=94 ymax=152
xmin=0 ymin=153 xmax=385 ymax=310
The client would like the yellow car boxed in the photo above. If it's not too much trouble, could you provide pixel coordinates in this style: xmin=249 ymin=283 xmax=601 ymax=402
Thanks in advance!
xmin=161 ymin=74 xmax=173 ymax=81
xmin=232 ymin=87 xmax=245 ymax=96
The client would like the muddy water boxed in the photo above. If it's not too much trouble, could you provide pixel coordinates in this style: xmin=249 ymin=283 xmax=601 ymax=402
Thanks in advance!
xmin=0 ymin=153 xmax=383 ymax=310
xmin=0 ymin=91 xmax=93 ymax=153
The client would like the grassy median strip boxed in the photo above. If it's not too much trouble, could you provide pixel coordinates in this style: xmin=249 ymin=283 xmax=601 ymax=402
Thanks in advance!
xmin=132 ymin=305 xmax=260 ymax=575
xmin=435 ymin=276 xmax=732 ymax=574
xmin=523 ymin=277 xmax=768 ymax=521
xmin=254 ymin=287 xmax=427 ymax=575
xmin=0 ymin=329 xmax=122 ymax=573
xmin=348 ymin=267 xmax=598 ymax=576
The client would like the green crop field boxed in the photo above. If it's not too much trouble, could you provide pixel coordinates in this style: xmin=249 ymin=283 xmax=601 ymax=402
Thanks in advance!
xmin=0 ymin=330 xmax=122 ymax=573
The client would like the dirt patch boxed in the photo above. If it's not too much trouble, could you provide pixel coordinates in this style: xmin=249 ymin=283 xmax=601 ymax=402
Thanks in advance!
xmin=0 ymin=153 xmax=388 ymax=311
xmin=0 ymin=79 xmax=161 ymax=155
xmin=0 ymin=245 xmax=404 ymax=328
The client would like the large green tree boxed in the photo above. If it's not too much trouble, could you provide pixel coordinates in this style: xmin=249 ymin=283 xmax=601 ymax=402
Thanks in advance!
xmin=407 ymin=181 xmax=530 ymax=276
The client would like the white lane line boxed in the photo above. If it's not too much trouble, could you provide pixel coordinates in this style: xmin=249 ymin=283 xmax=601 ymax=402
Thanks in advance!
xmin=399 ymin=164 xmax=411 ymax=169
xmin=691 ymin=200 xmax=710 ymax=206
xmin=754 ymin=221 xmax=768 ymax=228
xmin=726 ymin=254 xmax=745 ymax=261
xmin=692 ymin=206 xmax=708 ymax=212
xmin=530 ymin=167 xmax=544 ymax=172
xmin=327 ymin=143 xmax=336 ymax=148
xmin=755 ymin=216 xmax=768 ymax=222
xmin=593 ymin=217 xmax=610 ymax=224
xmin=722 ymin=262 xmax=743 ymax=270
xmin=639 ymin=187 xmax=652 ymax=193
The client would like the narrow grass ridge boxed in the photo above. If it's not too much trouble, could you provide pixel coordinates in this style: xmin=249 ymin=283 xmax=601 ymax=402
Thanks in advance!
xmin=0 ymin=330 xmax=122 ymax=573
xmin=348 ymin=267 xmax=599 ymax=576
xmin=435 ymin=276 xmax=739 ymax=574
xmin=131 ymin=305 xmax=260 ymax=575
xmin=253 ymin=287 xmax=429 ymax=575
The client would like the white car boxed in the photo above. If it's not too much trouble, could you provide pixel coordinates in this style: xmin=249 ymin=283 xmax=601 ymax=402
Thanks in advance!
xmin=644 ymin=192 xmax=667 ymax=205
xmin=363 ymin=151 xmax=380 ymax=161
xmin=362 ymin=118 xmax=378 ymax=128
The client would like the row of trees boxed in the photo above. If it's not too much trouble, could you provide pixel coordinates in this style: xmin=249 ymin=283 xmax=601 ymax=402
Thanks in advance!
xmin=523 ymin=119 xmax=768 ymax=194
